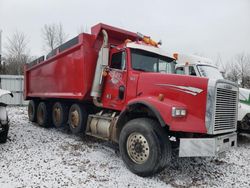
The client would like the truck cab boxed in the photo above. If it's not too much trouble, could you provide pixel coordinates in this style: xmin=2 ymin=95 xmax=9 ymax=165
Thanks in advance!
xmin=175 ymin=54 xmax=223 ymax=79
xmin=174 ymin=53 xmax=250 ymax=132
xmin=91 ymin=37 xmax=237 ymax=169
xmin=100 ymin=42 xmax=176 ymax=111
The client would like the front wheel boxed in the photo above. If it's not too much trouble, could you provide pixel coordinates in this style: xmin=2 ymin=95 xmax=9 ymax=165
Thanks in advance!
xmin=119 ymin=118 xmax=172 ymax=177
xmin=238 ymin=114 xmax=250 ymax=132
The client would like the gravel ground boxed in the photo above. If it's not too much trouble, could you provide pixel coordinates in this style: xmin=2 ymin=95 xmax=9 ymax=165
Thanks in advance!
xmin=1 ymin=107 xmax=250 ymax=188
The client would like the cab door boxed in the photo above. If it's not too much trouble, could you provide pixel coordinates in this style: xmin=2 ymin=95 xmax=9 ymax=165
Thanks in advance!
xmin=101 ymin=49 xmax=127 ymax=110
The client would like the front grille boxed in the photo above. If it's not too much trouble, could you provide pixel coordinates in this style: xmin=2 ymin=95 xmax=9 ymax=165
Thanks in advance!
xmin=214 ymin=87 xmax=238 ymax=133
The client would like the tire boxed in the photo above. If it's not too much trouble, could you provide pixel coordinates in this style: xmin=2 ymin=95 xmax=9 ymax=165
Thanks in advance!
xmin=52 ymin=102 xmax=68 ymax=128
xmin=0 ymin=123 xmax=9 ymax=143
xmin=238 ymin=115 xmax=250 ymax=133
xmin=153 ymin=121 xmax=173 ymax=172
xmin=119 ymin=118 xmax=172 ymax=177
xmin=68 ymin=104 xmax=88 ymax=134
xmin=37 ymin=102 xmax=52 ymax=127
xmin=28 ymin=100 xmax=38 ymax=122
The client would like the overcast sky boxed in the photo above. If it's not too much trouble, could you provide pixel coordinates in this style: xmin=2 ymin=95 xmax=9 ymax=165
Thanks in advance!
xmin=0 ymin=0 xmax=249 ymax=63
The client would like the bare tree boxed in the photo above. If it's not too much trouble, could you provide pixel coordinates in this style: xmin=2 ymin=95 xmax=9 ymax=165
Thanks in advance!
xmin=4 ymin=31 xmax=30 ymax=75
xmin=42 ymin=24 xmax=57 ymax=51
xmin=42 ymin=23 xmax=68 ymax=52
xmin=226 ymin=61 xmax=239 ymax=83
xmin=235 ymin=53 xmax=250 ymax=88
xmin=213 ymin=53 xmax=226 ymax=77
xmin=225 ymin=53 xmax=250 ymax=88
xmin=56 ymin=23 xmax=67 ymax=46
xmin=243 ymin=55 xmax=250 ymax=88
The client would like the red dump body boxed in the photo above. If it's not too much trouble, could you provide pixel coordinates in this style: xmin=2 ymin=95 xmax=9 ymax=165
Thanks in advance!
xmin=24 ymin=23 xmax=137 ymax=101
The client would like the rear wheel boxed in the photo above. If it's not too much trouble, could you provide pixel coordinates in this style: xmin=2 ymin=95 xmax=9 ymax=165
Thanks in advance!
xmin=52 ymin=102 xmax=68 ymax=128
xmin=37 ymin=102 xmax=52 ymax=127
xmin=28 ymin=100 xmax=38 ymax=122
xmin=119 ymin=118 xmax=172 ymax=177
xmin=0 ymin=123 xmax=9 ymax=143
xmin=68 ymin=104 xmax=88 ymax=134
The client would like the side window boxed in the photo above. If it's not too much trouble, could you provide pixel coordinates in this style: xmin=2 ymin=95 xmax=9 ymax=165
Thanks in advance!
xmin=153 ymin=60 xmax=175 ymax=73
xmin=189 ymin=66 xmax=196 ymax=76
xmin=158 ymin=60 xmax=172 ymax=73
xmin=110 ymin=51 xmax=126 ymax=70
xmin=176 ymin=67 xmax=185 ymax=75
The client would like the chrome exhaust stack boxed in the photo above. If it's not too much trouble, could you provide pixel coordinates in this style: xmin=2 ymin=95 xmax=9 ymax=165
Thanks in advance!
xmin=91 ymin=30 xmax=109 ymax=107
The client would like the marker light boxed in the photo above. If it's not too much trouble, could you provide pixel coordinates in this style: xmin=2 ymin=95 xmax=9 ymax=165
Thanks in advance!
xmin=124 ymin=39 xmax=132 ymax=44
xmin=173 ymin=53 xmax=178 ymax=60
xmin=180 ymin=109 xmax=187 ymax=116
xmin=137 ymin=32 xmax=158 ymax=47
xmin=172 ymin=107 xmax=187 ymax=117
xmin=102 ymin=71 xmax=108 ymax=77
xmin=158 ymin=93 xmax=165 ymax=101
xmin=175 ymin=109 xmax=181 ymax=116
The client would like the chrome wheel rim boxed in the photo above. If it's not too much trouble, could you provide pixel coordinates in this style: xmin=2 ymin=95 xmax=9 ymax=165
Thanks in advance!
xmin=126 ymin=132 xmax=150 ymax=164
xmin=71 ymin=110 xmax=79 ymax=128
xmin=53 ymin=107 xmax=61 ymax=123
xmin=37 ymin=107 xmax=44 ymax=124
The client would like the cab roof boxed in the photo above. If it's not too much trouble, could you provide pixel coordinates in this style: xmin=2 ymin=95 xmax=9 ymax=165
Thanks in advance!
xmin=176 ymin=54 xmax=214 ymax=66
xmin=126 ymin=42 xmax=174 ymax=60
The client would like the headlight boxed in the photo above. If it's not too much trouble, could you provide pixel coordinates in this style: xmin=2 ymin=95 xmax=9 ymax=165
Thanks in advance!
xmin=172 ymin=107 xmax=187 ymax=117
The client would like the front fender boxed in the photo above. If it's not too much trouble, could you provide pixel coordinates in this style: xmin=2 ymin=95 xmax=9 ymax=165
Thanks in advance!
xmin=126 ymin=96 xmax=186 ymax=128
xmin=0 ymin=89 xmax=13 ymax=98
xmin=124 ymin=96 xmax=207 ymax=133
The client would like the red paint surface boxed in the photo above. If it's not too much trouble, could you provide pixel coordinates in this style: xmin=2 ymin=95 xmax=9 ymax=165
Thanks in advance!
xmin=134 ymin=73 xmax=208 ymax=133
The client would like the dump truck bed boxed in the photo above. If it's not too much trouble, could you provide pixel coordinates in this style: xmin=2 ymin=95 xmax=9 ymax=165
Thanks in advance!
xmin=24 ymin=23 xmax=138 ymax=101
xmin=24 ymin=33 xmax=98 ymax=101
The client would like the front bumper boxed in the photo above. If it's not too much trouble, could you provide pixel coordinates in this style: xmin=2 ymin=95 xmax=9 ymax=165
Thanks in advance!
xmin=179 ymin=132 xmax=237 ymax=157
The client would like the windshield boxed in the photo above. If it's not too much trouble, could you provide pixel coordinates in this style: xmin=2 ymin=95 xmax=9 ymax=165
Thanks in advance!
xmin=197 ymin=65 xmax=223 ymax=79
xmin=131 ymin=49 xmax=175 ymax=73
xmin=239 ymin=88 xmax=250 ymax=102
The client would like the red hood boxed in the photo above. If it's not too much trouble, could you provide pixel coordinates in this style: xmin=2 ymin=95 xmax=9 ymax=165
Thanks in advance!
xmin=136 ymin=73 xmax=209 ymax=133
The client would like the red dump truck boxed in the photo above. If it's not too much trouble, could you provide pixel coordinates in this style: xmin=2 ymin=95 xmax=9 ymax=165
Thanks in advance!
xmin=24 ymin=23 xmax=238 ymax=176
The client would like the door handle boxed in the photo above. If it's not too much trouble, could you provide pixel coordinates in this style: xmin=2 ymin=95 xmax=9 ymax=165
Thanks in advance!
xmin=119 ymin=85 xmax=125 ymax=100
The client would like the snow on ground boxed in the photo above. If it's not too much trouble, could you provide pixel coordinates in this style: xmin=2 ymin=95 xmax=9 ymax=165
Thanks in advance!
xmin=1 ymin=107 xmax=250 ymax=188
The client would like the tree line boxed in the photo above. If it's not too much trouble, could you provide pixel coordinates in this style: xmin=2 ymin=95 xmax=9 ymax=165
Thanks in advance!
xmin=0 ymin=23 xmax=68 ymax=75
xmin=0 ymin=24 xmax=250 ymax=88
xmin=214 ymin=53 xmax=250 ymax=88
